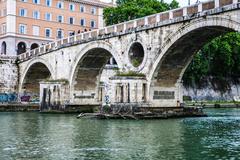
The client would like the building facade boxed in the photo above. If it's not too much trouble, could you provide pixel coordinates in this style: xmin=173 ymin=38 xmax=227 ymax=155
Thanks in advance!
xmin=0 ymin=0 xmax=113 ymax=56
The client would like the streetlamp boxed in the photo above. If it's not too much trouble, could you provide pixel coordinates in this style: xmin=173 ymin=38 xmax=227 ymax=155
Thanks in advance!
xmin=188 ymin=0 xmax=190 ymax=5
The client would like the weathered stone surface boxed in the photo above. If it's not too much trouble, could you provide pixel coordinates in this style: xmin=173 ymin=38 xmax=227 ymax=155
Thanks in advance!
xmin=183 ymin=83 xmax=240 ymax=101
xmin=0 ymin=58 xmax=17 ymax=93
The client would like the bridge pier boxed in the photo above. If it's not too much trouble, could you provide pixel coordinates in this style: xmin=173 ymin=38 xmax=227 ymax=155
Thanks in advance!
xmin=39 ymin=81 xmax=70 ymax=111
xmin=150 ymin=81 xmax=183 ymax=107
xmin=107 ymin=76 xmax=148 ymax=107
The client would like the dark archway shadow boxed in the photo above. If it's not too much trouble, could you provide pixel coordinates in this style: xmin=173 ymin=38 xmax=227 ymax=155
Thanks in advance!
xmin=1 ymin=41 xmax=6 ymax=55
xmin=152 ymin=26 xmax=234 ymax=88
xmin=30 ymin=43 xmax=39 ymax=50
xmin=21 ymin=62 xmax=52 ymax=102
xmin=72 ymin=48 xmax=119 ymax=104
xmin=17 ymin=42 xmax=27 ymax=55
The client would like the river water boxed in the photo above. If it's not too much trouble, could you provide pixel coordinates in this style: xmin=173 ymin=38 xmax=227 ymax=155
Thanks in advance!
xmin=0 ymin=108 xmax=240 ymax=160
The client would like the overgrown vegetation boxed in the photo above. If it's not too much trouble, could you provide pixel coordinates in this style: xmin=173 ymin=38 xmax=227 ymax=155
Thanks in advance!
xmin=116 ymin=71 xmax=145 ymax=77
xmin=132 ymin=58 xmax=142 ymax=67
xmin=104 ymin=0 xmax=179 ymax=25
xmin=46 ymin=79 xmax=69 ymax=85
xmin=183 ymin=32 xmax=240 ymax=92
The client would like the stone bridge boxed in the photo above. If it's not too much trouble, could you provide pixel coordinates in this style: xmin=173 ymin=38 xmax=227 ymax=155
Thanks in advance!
xmin=17 ymin=0 xmax=240 ymax=107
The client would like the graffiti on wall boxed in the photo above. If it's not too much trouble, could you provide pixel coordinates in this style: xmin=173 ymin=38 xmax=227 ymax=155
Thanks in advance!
xmin=104 ymin=82 xmax=111 ymax=105
xmin=19 ymin=93 xmax=39 ymax=103
xmin=0 ymin=93 xmax=17 ymax=103
xmin=0 ymin=92 xmax=40 ymax=103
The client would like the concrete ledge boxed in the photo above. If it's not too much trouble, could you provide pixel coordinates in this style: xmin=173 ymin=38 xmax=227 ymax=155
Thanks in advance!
xmin=41 ymin=104 xmax=98 ymax=113
xmin=77 ymin=107 xmax=207 ymax=120
xmin=0 ymin=104 xmax=39 ymax=112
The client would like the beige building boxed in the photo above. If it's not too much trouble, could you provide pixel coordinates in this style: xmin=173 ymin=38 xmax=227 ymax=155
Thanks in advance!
xmin=0 ymin=0 xmax=113 ymax=56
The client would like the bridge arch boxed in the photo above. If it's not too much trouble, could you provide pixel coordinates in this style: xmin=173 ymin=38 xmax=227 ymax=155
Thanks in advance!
xmin=69 ymin=41 xmax=123 ymax=104
xmin=148 ymin=16 xmax=240 ymax=106
xmin=19 ymin=58 xmax=54 ymax=99
xmin=17 ymin=41 xmax=27 ymax=55
xmin=1 ymin=41 xmax=6 ymax=55
xmin=30 ymin=43 xmax=39 ymax=50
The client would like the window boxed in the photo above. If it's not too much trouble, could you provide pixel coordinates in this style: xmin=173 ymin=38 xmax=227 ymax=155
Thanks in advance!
xmin=57 ymin=29 xmax=63 ymax=39
xmin=17 ymin=42 xmax=26 ymax=55
xmin=80 ymin=5 xmax=85 ymax=12
xmin=2 ymin=23 xmax=6 ymax=34
xmin=19 ymin=9 xmax=27 ymax=17
xmin=80 ymin=18 xmax=85 ymax=26
xmin=32 ymin=25 xmax=39 ymax=36
xmin=90 ymin=20 xmax=96 ymax=28
xmin=30 ymin=43 xmax=39 ymax=50
xmin=91 ymin=7 xmax=96 ymax=15
xmin=2 ymin=9 xmax=6 ymax=16
xmin=69 ymin=17 xmax=74 ymax=24
xmin=45 ymin=13 xmax=52 ymax=21
xmin=69 ymin=3 xmax=75 ymax=11
xmin=57 ymin=15 xmax=63 ymax=23
xmin=45 ymin=28 xmax=51 ymax=37
xmin=33 ymin=0 xmax=40 ymax=4
xmin=45 ymin=0 xmax=51 ymax=6
xmin=33 ymin=11 xmax=40 ymax=19
xmin=1 ymin=42 xmax=6 ymax=55
xmin=21 ymin=0 xmax=27 ymax=2
xmin=57 ymin=1 xmax=64 ymax=9
xmin=19 ymin=24 xmax=27 ymax=34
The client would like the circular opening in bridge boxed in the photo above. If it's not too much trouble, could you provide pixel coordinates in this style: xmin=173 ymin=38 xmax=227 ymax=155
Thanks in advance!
xmin=129 ymin=42 xmax=144 ymax=67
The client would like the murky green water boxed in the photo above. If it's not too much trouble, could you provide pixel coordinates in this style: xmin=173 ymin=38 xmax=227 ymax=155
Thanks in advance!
xmin=0 ymin=109 xmax=240 ymax=160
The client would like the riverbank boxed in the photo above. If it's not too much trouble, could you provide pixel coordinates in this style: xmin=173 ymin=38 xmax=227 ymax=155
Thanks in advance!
xmin=0 ymin=103 xmax=97 ymax=113
xmin=185 ymin=101 xmax=240 ymax=108
xmin=0 ymin=103 xmax=39 ymax=112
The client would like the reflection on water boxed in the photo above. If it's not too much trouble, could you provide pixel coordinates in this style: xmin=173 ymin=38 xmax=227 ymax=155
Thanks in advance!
xmin=0 ymin=109 xmax=240 ymax=160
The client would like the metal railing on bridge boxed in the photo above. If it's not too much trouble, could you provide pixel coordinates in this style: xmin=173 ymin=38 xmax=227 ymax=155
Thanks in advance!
xmin=17 ymin=0 xmax=240 ymax=62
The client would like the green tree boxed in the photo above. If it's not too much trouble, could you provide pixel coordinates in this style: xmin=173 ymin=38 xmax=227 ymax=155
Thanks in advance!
xmin=169 ymin=0 xmax=179 ymax=9
xmin=183 ymin=32 xmax=240 ymax=90
xmin=104 ymin=0 xmax=179 ymax=26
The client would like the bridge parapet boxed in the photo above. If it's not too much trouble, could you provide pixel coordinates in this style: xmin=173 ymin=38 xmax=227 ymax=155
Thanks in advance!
xmin=0 ymin=55 xmax=16 ymax=61
xmin=17 ymin=0 xmax=239 ymax=63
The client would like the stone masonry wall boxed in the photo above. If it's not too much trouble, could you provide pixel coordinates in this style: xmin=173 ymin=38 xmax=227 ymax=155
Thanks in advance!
xmin=183 ymin=84 xmax=240 ymax=101
xmin=0 ymin=58 xmax=18 ymax=93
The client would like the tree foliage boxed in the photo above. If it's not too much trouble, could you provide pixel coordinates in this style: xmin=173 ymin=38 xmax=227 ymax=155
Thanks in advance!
xmin=104 ymin=0 xmax=179 ymax=26
xmin=183 ymin=32 xmax=240 ymax=90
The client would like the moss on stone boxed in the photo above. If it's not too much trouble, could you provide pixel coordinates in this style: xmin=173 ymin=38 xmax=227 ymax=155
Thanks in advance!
xmin=45 ymin=79 xmax=69 ymax=85
xmin=116 ymin=71 xmax=145 ymax=77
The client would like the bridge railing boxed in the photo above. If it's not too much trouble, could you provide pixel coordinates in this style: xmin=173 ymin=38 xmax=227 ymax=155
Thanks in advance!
xmin=17 ymin=0 xmax=239 ymax=62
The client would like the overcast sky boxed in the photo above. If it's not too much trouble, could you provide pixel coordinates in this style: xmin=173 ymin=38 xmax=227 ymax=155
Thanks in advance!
xmin=103 ymin=0 xmax=209 ymax=7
